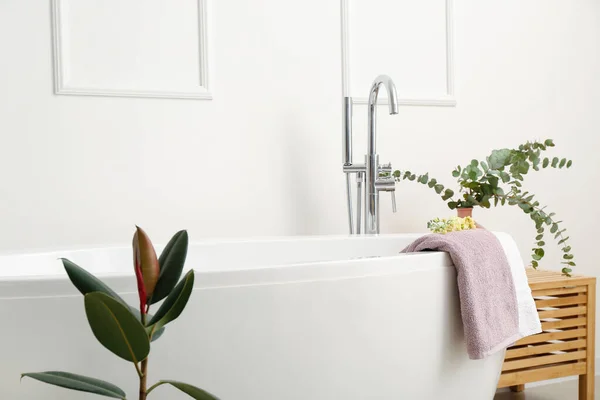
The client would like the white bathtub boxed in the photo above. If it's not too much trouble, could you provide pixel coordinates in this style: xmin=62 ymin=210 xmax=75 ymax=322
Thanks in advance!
xmin=0 ymin=234 xmax=505 ymax=399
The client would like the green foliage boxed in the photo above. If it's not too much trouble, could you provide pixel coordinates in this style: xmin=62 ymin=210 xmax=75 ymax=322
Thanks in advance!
xmin=63 ymin=259 xmax=165 ymax=342
xmin=62 ymin=259 xmax=126 ymax=303
xmin=84 ymin=292 xmax=151 ymax=363
xmin=147 ymin=380 xmax=220 ymax=399
xmin=21 ymin=371 xmax=126 ymax=399
xmin=148 ymin=270 xmax=195 ymax=332
xmin=393 ymin=139 xmax=574 ymax=276
xmin=151 ymin=230 xmax=189 ymax=304
xmin=23 ymin=229 xmax=217 ymax=400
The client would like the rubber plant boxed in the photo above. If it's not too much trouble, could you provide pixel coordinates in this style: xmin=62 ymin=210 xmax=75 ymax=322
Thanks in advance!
xmin=22 ymin=227 xmax=219 ymax=400
xmin=390 ymin=139 xmax=575 ymax=276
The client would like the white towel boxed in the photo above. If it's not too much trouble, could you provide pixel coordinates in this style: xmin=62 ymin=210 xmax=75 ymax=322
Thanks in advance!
xmin=494 ymin=232 xmax=542 ymax=338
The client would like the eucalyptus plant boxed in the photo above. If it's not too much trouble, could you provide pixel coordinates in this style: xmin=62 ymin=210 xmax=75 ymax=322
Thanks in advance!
xmin=391 ymin=139 xmax=575 ymax=276
xmin=22 ymin=227 xmax=219 ymax=400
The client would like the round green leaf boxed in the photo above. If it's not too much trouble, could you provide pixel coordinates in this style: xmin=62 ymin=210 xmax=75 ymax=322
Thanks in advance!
xmin=542 ymin=158 xmax=549 ymax=168
xmin=21 ymin=371 xmax=126 ymax=399
xmin=148 ymin=270 xmax=195 ymax=331
xmin=84 ymin=292 xmax=150 ymax=363
xmin=149 ymin=380 xmax=219 ymax=400
xmin=150 ymin=230 xmax=189 ymax=305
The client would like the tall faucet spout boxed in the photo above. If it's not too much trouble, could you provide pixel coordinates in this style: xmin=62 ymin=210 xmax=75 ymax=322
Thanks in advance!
xmin=369 ymin=75 xmax=399 ymax=115
xmin=367 ymin=75 xmax=398 ymax=156
xmin=365 ymin=75 xmax=399 ymax=234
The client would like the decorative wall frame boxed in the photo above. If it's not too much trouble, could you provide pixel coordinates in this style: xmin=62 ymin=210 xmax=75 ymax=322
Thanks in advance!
xmin=341 ymin=0 xmax=455 ymax=106
xmin=51 ymin=0 xmax=212 ymax=100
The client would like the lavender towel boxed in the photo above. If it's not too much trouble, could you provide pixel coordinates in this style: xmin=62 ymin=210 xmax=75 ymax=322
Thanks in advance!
xmin=402 ymin=229 xmax=521 ymax=360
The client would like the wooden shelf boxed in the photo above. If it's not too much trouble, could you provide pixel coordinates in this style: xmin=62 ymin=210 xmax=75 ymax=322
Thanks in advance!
xmin=497 ymin=268 xmax=596 ymax=400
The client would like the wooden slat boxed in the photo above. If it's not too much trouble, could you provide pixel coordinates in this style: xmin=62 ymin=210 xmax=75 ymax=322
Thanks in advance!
xmin=580 ymin=282 xmax=596 ymax=399
xmin=537 ymin=306 xmax=587 ymax=319
xmin=513 ymin=328 xmax=587 ymax=346
xmin=532 ymin=286 xmax=587 ymax=297
xmin=535 ymin=294 xmax=587 ymax=308
xmin=505 ymin=339 xmax=586 ymax=359
xmin=502 ymin=350 xmax=586 ymax=372
xmin=498 ymin=362 xmax=586 ymax=388
xmin=530 ymin=280 xmax=583 ymax=290
xmin=541 ymin=317 xmax=586 ymax=331
xmin=499 ymin=270 xmax=595 ymax=393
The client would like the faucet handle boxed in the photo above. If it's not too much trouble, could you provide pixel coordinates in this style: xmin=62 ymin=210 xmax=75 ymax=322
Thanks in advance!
xmin=375 ymin=176 xmax=397 ymax=213
xmin=379 ymin=162 xmax=393 ymax=174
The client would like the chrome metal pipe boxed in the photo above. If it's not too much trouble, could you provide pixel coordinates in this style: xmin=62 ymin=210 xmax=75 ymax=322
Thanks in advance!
xmin=342 ymin=97 xmax=353 ymax=166
xmin=345 ymin=173 xmax=354 ymax=234
xmin=356 ymin=171 xmax=363 ymax=234
xmin=365 ymin=75 xmax=399 ymax=234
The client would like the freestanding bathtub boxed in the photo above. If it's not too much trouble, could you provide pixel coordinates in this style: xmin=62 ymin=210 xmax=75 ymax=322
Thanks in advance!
xmin=0 ymin=234 xmax=505 ymax=399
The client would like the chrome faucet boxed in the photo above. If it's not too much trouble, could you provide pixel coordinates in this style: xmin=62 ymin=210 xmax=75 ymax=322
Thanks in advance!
xmin=342 ymin=75 xmax=399 ymax=234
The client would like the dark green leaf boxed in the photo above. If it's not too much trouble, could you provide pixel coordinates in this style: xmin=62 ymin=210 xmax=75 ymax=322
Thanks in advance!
xmin=84 ymin=292 xmax=150 ymax=363
xmin=544 ymin=139 xmax=555 ymax=147
xmin=562 ymin=246 xmax=572 ymax=252
xmin=442 ymin=189 xmax=454 ymax=201
xmin=531 ymin=260 xmax=539 ymax=268
xmin=150 ymin=230 xmax=189 ymax=305
xmin=428 ymin=178 xmax=437 ymax=188
xmin=21 ymin=371 xmax=126 ymax=399
xmin=559 ymin=158 xmax=566 ymax=168
xmin=550 ymin=224 xmax=559 ymax=234
xmin=558 ymin=236 xmax=570 ymax=245
xmin=448 ymin=201 xmax=458 ymax=210
xmin=149 ymin=380 xmax=219 ymax=400
xmin=535 ymin=234 xmax=544 ymax=240
xmin=452 ymin=170 xmax=460 ymax=178
xmin=563 ymin=254 xmax=574 ymax=260
xmin=532 ymin=254 xmax=542 ymax=261
xmin=148 ymin=270 xmax=195 ymax=331
xmin=567 ymin=160 xmax=572 ymax=168
xmin=551 ymin=157 xmax=559 ymax=168
xmin=542 ymin=158 xmax=549 ymax=168
xmin=61 ymin=259 xmax=125 ymax=304
xmin=537 ymin=241 xmax=545 ymax=246
xmin=534 ymin=248 xmax=545 ymax=257
xmin=434 ymin=184 xmax=444 ymax=194
xmin=554 ymin=229 xmax=566 ymax=239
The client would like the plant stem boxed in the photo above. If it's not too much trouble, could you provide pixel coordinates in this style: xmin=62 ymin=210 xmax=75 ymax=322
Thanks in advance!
xmin=140 ymin=313 xmax=148 ymax=400
xmin=140 ymin=358 xmax=148 ymax=400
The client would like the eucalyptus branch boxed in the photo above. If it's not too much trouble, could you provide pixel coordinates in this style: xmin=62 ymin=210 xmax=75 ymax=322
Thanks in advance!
xmin=392 ymin=170 xmax=455 ymax=202
xmin=392 ymin=139 xmax=575 ymax=276
xmin=494 ymin=192 xmax=574 ymax=276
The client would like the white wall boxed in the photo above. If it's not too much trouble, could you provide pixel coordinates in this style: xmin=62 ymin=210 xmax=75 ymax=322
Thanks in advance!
xmin=0 ymin=0 xmax=599 ymax=283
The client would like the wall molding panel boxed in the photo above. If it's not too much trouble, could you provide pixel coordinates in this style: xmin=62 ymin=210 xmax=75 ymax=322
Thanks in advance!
xmin=341 ymin=0 xmax=455 ymax=107
xmin=51 ymin=0 xmax=212 ymax=100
